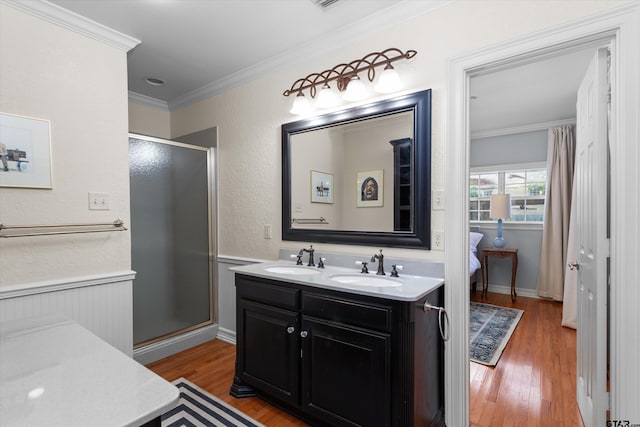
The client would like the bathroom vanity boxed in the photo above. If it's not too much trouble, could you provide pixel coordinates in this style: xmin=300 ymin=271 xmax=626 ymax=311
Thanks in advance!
xmin=230 ymin=261 xmax=445 ymax=427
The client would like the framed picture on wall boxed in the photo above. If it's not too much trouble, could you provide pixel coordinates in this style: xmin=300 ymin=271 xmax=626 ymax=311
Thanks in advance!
xmin=310 ymin=170 xmax=333 ymax=204
xmin=357 ymin=169 xmax=383 ymax=207
xmin=0 ymin=112 xmax=52 ymax=189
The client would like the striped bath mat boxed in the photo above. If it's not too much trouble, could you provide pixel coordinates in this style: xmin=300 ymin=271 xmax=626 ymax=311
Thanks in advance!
xmin=162 ymin=378 xmax=264 ymax=427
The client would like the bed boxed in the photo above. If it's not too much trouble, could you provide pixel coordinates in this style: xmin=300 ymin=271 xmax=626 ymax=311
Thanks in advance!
xmin=469 ymin=227 xmax=484 ymax=292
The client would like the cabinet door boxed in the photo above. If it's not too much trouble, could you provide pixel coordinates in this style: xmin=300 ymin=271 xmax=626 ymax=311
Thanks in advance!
xmin=237 ymin=299 xmax=300 ymax=405
xmin=300 ymin=316 xmax=391 ymax=427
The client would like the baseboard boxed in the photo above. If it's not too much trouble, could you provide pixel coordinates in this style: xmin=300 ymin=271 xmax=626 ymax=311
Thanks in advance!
xmin=485 ymin=283 xmax=541 ymax=299
xmin=216 ymin=327 xmax=236 ymax=345
xmin=134 ymin=323 xmax=219 ymax=365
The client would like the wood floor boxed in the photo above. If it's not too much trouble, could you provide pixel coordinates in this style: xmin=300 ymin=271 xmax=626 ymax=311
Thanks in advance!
xmin=146 ymin=291 xmax=582 ymax=426
xmin=469 ymin=291 xmax=583 ymax=427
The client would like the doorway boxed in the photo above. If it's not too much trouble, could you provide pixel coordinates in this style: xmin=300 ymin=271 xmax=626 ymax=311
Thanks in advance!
xmin=465 ymin=43 xmax=607 ymax=425
xmin=443 ymin=7 xmax=640 ymax=424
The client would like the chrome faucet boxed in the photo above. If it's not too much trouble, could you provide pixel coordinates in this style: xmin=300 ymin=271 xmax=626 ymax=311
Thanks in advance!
xmin=371 ymin=249 xmax=385 ymax=275
xmin=300 ymin=245 xmax=315 ymax=267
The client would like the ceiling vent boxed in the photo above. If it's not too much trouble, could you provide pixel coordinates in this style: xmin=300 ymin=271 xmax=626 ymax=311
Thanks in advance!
xmin=310 ymin=0 xmax=342 ymax=9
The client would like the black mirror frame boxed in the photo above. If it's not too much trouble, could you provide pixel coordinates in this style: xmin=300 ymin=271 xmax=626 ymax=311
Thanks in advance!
xmin=282 ymin=89 xmax=431 ymax=249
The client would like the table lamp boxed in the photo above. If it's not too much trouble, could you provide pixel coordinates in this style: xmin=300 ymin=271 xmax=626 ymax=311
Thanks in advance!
xmin=490 ymin=194 xmax=511 ymax=248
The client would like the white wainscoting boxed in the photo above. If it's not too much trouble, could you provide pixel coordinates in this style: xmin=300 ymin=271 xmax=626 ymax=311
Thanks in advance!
xmin=216 ymin=255 xmax=267 ymax=345
xmin=0 ymin=271 xmax=136 ymax=356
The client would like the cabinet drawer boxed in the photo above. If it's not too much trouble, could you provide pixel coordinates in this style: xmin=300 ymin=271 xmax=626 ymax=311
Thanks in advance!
xmin=236 ymin=275 xmax=299 ymax=310
xmin=302 ymin=292 xmax=392 ymax=332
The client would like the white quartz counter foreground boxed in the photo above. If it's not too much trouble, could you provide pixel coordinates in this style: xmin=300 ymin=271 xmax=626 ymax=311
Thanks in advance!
xmin=231 ymin=260 xmax=444 ymax=301
xmin=0 ymin=316 xmax=179 ymax=427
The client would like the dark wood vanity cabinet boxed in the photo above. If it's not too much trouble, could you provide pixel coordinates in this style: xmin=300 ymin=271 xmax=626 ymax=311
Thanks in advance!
xmin=231 ymin=274 xmax=445 ymax=427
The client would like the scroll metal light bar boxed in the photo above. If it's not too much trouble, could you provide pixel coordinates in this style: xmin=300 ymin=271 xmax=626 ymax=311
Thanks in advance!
xmin=283 ymin=48 xmax=417 ymax=114
xmin=0 ymin=219 xmax=127 ymax=238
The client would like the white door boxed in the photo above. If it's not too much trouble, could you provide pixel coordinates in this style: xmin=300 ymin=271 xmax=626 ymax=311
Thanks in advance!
xmin=575 ymin=47 xmax=609 ymax=427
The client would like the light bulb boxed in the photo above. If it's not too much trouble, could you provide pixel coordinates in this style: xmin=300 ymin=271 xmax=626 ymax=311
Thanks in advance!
xmin=342 ymin=75 xmax=368 ymax=102
xmin=289 ymin=92 xmax=313 ymax=115
xmin=375 ymin=64 xmax=402 ymax=93
xmin=315 ymin=83 xmax=340 ymax=109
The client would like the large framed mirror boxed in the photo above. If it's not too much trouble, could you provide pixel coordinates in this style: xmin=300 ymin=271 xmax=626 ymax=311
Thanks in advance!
xmin=282 ymin=89 xmax=431 ymax=249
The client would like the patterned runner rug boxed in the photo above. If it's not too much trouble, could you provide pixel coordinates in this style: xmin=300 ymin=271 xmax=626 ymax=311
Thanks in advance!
xmin=162 ymin=378 xmax=265 ymax=427
xmin=470 ymin=302 xmax=523 ymax=367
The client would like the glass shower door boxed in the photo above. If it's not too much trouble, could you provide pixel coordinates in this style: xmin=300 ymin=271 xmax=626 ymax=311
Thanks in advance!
xmin=129 ymin=135 xmax=212 ymax=347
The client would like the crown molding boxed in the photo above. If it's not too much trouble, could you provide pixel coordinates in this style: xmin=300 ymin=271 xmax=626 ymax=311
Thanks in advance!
xmin=167 ymin=0 xmax=452 ymax=110
xmin=1 ymin=0 xmax=140 ymax=52
xmin=128 ymin=91 xmax=170 ymax=111
xmin=471 ymin=118 xmax=576 ymax=140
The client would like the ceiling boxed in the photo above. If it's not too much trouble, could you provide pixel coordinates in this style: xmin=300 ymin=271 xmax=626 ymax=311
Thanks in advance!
xmin=48 ymin=0 xmax=443 ymax=107
xmin=46 ymin=0 xmax=599 ymax=133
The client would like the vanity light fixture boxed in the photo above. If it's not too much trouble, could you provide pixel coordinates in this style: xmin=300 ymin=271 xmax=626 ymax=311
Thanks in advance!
xmin=315 ymin=83 xmax=341 ymax=109
xmin=283 ymin=48 xmax=417 ymax=114
xmin=342 ymin=75 xmax=368 ymax=101
xmin=375 ymin=63 xmax=402 ymax=93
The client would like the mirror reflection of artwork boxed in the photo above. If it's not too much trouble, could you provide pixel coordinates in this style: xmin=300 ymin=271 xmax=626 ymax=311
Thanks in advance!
xmin=357 ymin=170 xmax=383 ymax=207
xmin=310 ymin=170 xmax=333 ymax=204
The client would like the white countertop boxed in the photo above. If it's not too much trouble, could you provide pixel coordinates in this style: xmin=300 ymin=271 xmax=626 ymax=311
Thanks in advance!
xmin=231 ymin=260 xmax=444 ymax=301
xmin=0 ymin=316 xmax=179 ymax=427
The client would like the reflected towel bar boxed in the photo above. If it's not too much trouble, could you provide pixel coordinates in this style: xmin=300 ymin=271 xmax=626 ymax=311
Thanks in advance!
xmin=0 ymin=219 xmax=127 ymax=238
xmin=291 ymin=217 xmax=328 ymax=225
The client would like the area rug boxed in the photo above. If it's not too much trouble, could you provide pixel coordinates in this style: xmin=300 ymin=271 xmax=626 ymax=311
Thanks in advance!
xmin=162 ymin=378 xmax=265 ymax=427
xmin=470 ymin=302 xmax=523 ymax=367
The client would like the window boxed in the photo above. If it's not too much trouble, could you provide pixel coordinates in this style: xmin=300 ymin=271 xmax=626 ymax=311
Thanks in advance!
xmin=470 ymin=166 xmax=547 ymax=222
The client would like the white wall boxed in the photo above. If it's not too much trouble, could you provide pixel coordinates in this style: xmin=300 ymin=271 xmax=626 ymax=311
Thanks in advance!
xmin=169 ymin=0 xmax=622 ymax=263
xmin=128 ymin=100 xmax=171 ymax=139
xmin=161 ymin=0 xmax=624 ymax=335
xmin=0 ymin=3 xmax=133 ymax=286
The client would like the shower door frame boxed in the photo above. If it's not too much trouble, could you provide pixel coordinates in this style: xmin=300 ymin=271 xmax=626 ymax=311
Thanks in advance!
xmin=129 ymin=133 xmax=216 ymax=350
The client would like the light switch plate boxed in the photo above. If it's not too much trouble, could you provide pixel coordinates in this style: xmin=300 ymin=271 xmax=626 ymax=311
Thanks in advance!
xmin=89 ymin=192 xmax=109 ymax=210
xmin=433 ymin=190 xmax=445 ymax=210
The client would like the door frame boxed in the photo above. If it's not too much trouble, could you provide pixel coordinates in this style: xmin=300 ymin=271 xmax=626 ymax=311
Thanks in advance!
xmin=129 ymin=132 xmax=219 ymax=364
xmin=444 ymin=5 xmax=640 ymax=426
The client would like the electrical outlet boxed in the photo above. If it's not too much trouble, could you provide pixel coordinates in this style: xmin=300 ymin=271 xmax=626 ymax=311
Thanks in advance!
xmin=264 ymin=224 xmax=272 ymax=239
xmin=433 ymin=231 xmax=444 ymax=250
xmin=88 ymin=192 xmax=109 ymax=210
xmin=433 ymin=190 xmax=445 ymax=210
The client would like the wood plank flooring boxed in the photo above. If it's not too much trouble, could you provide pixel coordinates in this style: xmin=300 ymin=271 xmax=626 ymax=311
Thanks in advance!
xmin=470 ymin=292 xmax=583 ymax=427
xmin=146 ymin=291 xmax=582 ymax=426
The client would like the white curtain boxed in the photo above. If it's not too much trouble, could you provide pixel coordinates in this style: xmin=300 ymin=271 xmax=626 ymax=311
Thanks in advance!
xmin=536 ymin=126 xmax=576 ymax=301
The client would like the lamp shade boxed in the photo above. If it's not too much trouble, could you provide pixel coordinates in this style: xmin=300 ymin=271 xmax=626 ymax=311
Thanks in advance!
xmin=289 ymin=92 xmax=313 ymax=115
xmin=375 ymin=64 xmax=402 ymax=93
xmin=343 ymin=75 xmax=368 ymax=101
xmin=315 ymin=83 xmax=340 ymax=109
xmin=490 ymin=194 xmax=511 ymax=219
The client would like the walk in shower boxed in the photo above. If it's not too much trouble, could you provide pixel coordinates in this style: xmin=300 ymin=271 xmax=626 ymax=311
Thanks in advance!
xmin=129 ymin=134 xmax=214 ymax=348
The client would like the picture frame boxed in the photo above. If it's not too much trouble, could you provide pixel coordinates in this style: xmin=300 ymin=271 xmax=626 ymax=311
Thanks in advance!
xmin=310 ymin=170 xmax=333 ymax=204
xmin=0 ymin=112 xmax=53 ymax=189
xmin=357 ymin=169 xmax=384 ymax=207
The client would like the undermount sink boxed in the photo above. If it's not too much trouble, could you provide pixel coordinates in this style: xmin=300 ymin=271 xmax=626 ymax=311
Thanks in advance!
xmin=264 ymin=266 xmax=321 ymax=275
xmin=329 ymin=274 xmax=402 ymax=287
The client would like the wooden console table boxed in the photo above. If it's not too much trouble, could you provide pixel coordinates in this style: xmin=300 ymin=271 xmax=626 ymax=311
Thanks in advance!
xmin=480 ymin=247 xmax=519 ymax=301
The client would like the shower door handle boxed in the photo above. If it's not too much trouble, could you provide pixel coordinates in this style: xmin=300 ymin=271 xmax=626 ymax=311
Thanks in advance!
xmin=568 ymin=262 xmax=580 ymax=270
